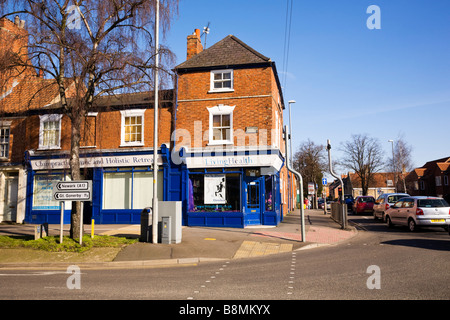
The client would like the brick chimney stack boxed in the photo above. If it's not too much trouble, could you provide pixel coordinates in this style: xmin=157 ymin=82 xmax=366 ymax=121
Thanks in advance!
xmin=186 ymin=29 xmax=203 ymax=60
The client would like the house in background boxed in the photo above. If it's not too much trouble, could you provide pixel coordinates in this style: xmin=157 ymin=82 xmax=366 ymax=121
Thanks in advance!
xmin=405 ymin=156 xmax=450 ymax=203
xmin=342 ymin=172 xmax=398 ymax=199
xmin=0 ymin=17 xmax=66 ymax=223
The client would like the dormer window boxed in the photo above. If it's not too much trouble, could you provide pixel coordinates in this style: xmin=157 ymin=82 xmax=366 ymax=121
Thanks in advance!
xmin=210 ymin=69 xmax=234 ymax=92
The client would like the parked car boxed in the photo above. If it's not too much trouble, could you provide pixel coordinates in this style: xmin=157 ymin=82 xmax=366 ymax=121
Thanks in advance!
xmin=352 ymin=196 xmax=375 ymax=214
xmin=385 ymin=196 xmax=450 ymax=232
xmin=373 ymin=193 xmax=410 ymax=221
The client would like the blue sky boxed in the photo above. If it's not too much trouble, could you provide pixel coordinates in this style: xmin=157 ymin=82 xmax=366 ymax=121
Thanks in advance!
xmin=164 ymin=0 xmax=450 ymax=172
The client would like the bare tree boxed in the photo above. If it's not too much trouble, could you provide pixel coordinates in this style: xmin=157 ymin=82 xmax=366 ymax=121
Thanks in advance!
xmin=386 ymin=134 xmax=414 ymax=193
xmin=0 ymin=0 xmax=178 ymax=238
xmin=340 ymin=134 xmax=385 ymax=196
xmin=293 ymin=139 xmax=327 ymax=208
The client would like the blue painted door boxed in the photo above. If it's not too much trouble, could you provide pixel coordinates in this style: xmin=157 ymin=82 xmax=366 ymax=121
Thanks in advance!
xmin=244 ymin=176 xmax=262 ymax=225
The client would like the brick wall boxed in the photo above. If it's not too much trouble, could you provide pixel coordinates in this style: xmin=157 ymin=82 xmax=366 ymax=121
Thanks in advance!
xmin=176 ymin=66 xmax=284 ymax=149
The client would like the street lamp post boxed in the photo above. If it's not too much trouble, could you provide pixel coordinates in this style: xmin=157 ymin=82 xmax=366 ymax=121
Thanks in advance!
xmin=388 ymin=139 xmax=396 ymax=193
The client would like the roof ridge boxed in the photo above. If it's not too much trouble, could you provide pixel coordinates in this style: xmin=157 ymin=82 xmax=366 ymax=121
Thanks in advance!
xmin=175 ymin=34 xmax=271 ymax=70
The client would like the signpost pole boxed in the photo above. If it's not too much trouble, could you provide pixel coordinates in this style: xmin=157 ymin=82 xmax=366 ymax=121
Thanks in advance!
xmin=79 ymin=202 xmax=84 ymax=246
xmin=60 ymin=201 xmax=64 ymax=244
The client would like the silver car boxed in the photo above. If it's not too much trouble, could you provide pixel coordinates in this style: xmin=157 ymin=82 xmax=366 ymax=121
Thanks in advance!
xmin=385 ymin=196 xmax=450 ymax=232
xmin=373 ymin=193 xmax=409 ymax=221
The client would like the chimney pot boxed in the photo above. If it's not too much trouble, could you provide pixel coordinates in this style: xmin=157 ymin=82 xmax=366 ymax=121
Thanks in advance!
xmin=14 ymin=15 xmax=20 ymax=26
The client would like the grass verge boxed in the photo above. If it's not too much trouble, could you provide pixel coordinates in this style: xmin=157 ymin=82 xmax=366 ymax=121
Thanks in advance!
xmin=0 ymin=234 xmax=138 ymax=253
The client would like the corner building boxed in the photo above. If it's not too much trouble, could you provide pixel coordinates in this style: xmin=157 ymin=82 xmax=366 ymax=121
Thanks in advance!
xmin=173 ymin=30 xmax=290 ymax=227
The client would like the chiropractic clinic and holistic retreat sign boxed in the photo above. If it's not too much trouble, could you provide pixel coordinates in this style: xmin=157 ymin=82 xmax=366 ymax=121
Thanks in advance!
xmin=30 ymin=154 xmax=163 ymax=170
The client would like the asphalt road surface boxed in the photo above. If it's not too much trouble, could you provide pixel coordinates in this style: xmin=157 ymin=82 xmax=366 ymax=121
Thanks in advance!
xmin=1 ymin=214 xmax=449 ymax=305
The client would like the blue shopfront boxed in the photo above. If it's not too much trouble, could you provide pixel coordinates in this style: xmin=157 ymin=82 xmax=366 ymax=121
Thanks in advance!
xmin=180 ymin=148 xmax=284 ymax=228
xmin=24 ymin=145 xmax=183 ymax=224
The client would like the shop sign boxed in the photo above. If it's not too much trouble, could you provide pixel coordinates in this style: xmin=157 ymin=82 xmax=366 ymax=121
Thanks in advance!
xmin=204 ymin=174 xmax=226 ymax=204
xmin=186 ymin=154 xmax=283 ymax=171
xmin=30 ymin=154 xmax=163 ymax=170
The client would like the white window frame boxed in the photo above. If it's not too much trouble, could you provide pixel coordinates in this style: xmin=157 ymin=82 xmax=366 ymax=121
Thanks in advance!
xmin=207 ymin=105 xmax=235 ymax=145
xmin=120 ymin=109 xmax=145 ymax=147
xmin=0 ymin=121 xmax=11 ymax=159
xmin=435 ymin=176 xmax=442 ymax=186
xmin=38 ymin=114 xmax=62 ymax=150
xmin=209 ymin=69 xmax=234 ymax=93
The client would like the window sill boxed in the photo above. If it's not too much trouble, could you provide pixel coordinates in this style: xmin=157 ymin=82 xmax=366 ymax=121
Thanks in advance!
xmin=37 ymin=146 xmax=61 ymax=151
xmin=207 ymin=141 xmax=234 ymax=146
xmin=119 ymin=143 xmax=144 ymax=148
xmin=208 ymin=89 xmax=234 ymax=94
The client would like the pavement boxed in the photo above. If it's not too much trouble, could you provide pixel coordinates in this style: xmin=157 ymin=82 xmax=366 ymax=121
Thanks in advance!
xmin=0 ymin=209 xmax=357 ymax=268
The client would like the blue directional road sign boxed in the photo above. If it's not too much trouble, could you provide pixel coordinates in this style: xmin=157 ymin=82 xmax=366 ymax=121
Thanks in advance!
xmin=322 ymin=178 xmax=327 ymax=185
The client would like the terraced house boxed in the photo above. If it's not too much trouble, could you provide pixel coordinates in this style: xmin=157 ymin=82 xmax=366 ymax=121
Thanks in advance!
xmin=0 ymin=19 xmax=294 ymax=228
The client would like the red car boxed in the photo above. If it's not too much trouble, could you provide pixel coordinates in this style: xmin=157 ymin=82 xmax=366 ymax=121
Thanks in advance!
xmin=352 ymin=196 xmax=375 ymax=214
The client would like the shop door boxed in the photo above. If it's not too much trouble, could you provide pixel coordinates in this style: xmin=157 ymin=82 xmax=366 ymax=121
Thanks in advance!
xmin=4 ymin=175 xmax=18 ymax=222
xmin=245 ymin=177 xmax=262 ymax=225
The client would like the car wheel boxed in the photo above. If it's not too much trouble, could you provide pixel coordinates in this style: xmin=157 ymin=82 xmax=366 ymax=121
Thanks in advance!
xmin=386 ymin=216 xmax=393 ymax=228
xmin=408 ymin=219 xmax=417 ymax=232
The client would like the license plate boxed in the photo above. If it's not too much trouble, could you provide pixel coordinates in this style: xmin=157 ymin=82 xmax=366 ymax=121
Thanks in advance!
xmin=431 ymin=219 xmax=445 ymax=223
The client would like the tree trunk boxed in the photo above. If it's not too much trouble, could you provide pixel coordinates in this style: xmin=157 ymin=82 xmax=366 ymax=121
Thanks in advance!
xmin=69 ymin=108 xmax=83 ymax=239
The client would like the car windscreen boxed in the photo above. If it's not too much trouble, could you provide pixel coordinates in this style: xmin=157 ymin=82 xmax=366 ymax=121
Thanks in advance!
xmin=359 ymin=197 xmax=375 ymax=203
xmin=417 ymin=199 xmax=450 ymax=208
xmin=387 ymin=195 xmax=408 ymax=203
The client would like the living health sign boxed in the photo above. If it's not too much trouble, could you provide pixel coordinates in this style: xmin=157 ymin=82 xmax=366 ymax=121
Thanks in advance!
xmin=204 ymin=174 xmax=226 ymax=204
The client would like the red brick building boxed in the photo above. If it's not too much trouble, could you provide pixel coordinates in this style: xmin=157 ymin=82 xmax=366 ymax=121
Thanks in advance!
xmin=405 ymin=157 xmax=450 ymax=203
xmin=1 ymin=19 xmax=294 ymax=227
xmin=173 ymin=30 xmax=291 ymax=227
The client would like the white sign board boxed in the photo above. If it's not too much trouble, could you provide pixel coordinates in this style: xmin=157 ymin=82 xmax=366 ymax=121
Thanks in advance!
xmin=186 ymin=154 xmax=283 ymax=171
xmin=52 ymin=180 xmax=92 ymax=202
xmin=204 ymin=174 xmax=226 ymax=204
xmin=308 ymin=182 xmax=315 ymax=195
xmin=31 ymin=154 xmax=163 ymax=170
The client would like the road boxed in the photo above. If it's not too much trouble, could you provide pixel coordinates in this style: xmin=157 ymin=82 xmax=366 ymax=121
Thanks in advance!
xmin=1 ymin=214 xmax=449 ymax=305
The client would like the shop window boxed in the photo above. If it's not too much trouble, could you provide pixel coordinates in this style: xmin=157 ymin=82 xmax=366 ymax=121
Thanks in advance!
xmin=32 ymin=173 xmax=72 ymax=210
xmin=189 ymin=173 xmax=240 ymax=212
xmin=103 ymin=169 xmax=163 ymax=210
xmin=265 ymin=175 xmax=274 ymax=211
